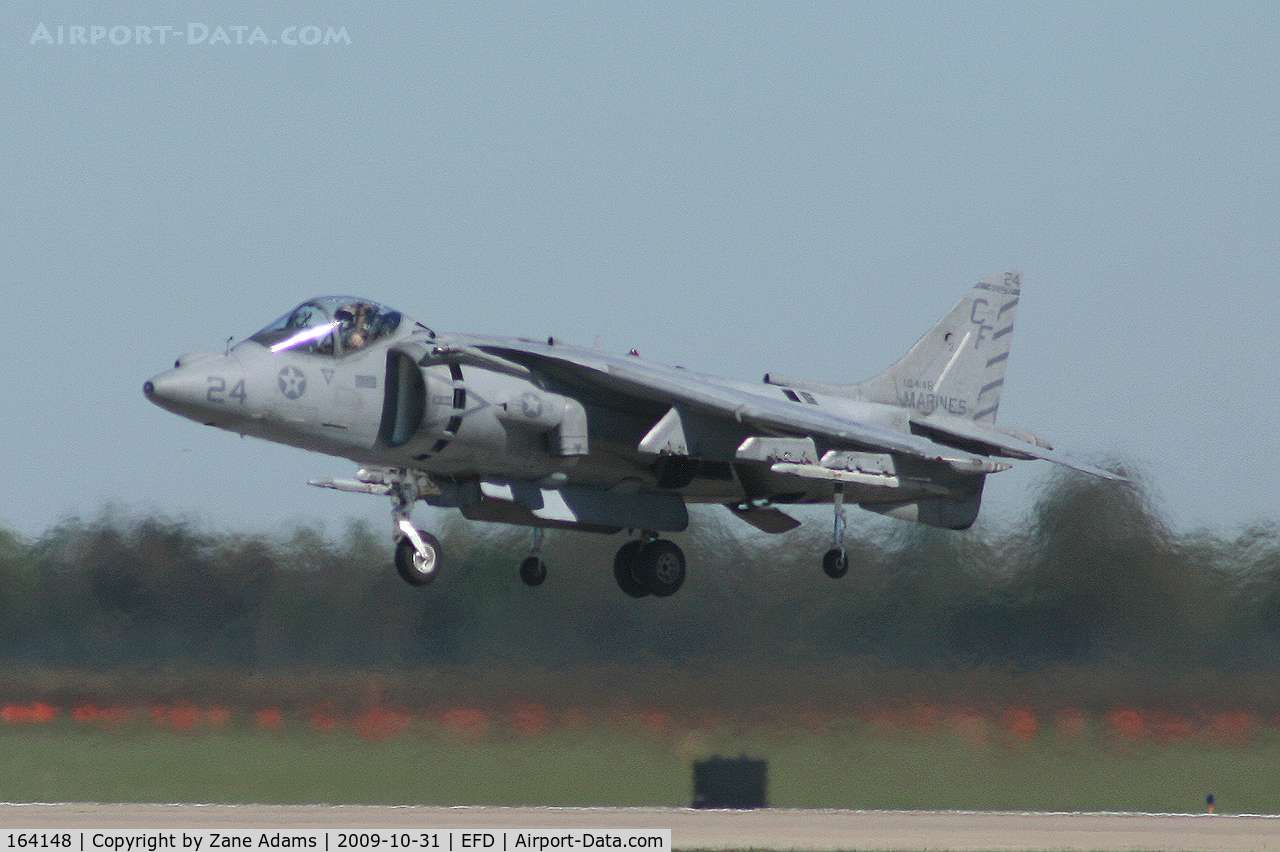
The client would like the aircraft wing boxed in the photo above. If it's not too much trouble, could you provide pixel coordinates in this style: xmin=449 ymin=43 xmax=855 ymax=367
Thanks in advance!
xmin=602 ymin=358 xmax=1003 ymax=472
xmin=442 ymin=338 xmax=1005 ymax=474
xmin=911 ymin=413 xmax=1125 ymax=481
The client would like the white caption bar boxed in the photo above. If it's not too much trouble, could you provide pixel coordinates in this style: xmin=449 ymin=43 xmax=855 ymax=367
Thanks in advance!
xmin=3 ymin=832 xmax=670 ymax=852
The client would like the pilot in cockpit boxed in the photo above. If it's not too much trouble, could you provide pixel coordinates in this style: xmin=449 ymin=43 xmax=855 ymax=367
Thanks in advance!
xmin=335 ymin=303 xmax=370 ymax=352
xmin=248 ymin=297 xmax=402 ymax=357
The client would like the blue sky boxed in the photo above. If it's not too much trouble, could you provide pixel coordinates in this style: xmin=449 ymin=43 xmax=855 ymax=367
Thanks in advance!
xmin=4 ymin=3 xmax=1278 ymax=541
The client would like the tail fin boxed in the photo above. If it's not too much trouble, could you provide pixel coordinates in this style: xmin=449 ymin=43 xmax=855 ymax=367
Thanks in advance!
xmin=851 ymin=271 xmax=1021 ymax=423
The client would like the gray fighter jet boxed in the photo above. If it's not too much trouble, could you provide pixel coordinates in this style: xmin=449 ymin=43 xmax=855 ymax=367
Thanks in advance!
xmin=145 ymin=271 xmax=1118 ymax=596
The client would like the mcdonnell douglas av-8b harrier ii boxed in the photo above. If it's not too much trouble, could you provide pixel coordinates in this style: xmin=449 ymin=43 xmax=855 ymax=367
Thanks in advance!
xmin=145 ymin=271 xmax=1119 ymax=597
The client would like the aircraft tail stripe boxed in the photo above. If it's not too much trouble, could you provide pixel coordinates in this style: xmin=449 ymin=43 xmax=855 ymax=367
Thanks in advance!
xmin=998 ymin=298 xmax=1018 ymax=317
xmin=992 ymin=324 xmax=1014 ymax=341
xmin=986 ymin=352 xmax=1008 ymax=368
xmin=972 ymin=403 xmax=999 ymax=422
xmin=978 ymin=378 xmax=1003 ymax=398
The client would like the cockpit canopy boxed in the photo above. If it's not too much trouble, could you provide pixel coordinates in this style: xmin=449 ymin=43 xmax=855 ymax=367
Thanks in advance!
xmin=248 ymin=297 xmax=403 ymax=357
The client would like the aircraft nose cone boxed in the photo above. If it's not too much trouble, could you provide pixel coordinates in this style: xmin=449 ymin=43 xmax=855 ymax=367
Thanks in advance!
xmin=143 ymin=370 xmax=183 ymax=410
xmin=143 ymin=366 xmax=213 ymax=421
xmin=145 ymin=356 xmax=250 ymax=430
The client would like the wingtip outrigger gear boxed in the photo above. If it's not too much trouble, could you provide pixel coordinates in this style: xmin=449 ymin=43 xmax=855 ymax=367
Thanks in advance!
xmin=823 ymin=483 xmax=850 ymax=579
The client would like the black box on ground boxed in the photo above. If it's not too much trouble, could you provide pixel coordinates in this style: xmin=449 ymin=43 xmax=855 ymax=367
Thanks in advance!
xmin=691 ymin=755 xmax=768 ymax=809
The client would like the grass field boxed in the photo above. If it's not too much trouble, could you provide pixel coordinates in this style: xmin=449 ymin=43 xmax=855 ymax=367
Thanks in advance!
xmin=0 ymin=707 xmax=1278 ymax=814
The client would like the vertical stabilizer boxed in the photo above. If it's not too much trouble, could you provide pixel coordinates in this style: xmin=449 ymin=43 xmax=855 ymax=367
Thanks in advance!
xmin=852 ymin=271 xmax=1021 ymax=423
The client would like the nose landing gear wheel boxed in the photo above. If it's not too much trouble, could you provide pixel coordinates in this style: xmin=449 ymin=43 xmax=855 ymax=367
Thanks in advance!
xmin=394 ymin=530 xmax=442 ymax=586
xmin=520 ymin=556 xmax=548 ymax=587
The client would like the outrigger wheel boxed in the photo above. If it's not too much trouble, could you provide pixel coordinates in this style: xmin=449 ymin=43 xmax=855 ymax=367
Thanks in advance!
xmin=520 ymin=556 xmax=548 ymax=587
xmin=822 ymin=548 xmax=849 ymax=579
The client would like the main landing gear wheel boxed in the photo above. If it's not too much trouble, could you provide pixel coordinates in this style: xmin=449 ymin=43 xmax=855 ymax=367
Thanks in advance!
xmin=520 ymin=556 xmax=548 ymax=587
xmin=394 ymin=530 xmax=442 ymax=586
xmin=636 ymin=540 xmax=686 ymax=597
xmin=615 ymin=539 xmax=686 ymax=597
xmin=613 ymin=540 xmax=649 ymax=598
xmin=822 ymin=548 xmax=849 ymax=579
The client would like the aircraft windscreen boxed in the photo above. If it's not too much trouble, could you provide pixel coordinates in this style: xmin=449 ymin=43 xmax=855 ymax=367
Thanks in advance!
xmin=248 ymin=297 xmax=402 ymax=356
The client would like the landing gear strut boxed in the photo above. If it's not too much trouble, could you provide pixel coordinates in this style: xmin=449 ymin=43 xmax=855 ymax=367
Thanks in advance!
xmin=369 ymin=469 xmax=686 ymax=594
xmin=614 ymin=535 xmax=686 ymax=597
xmin=520 ymin=528 xmax=548 ymax=587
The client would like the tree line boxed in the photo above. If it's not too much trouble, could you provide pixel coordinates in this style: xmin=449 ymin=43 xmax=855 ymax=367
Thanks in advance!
xmin=2 ymin=466 xmax=1280 ymax=707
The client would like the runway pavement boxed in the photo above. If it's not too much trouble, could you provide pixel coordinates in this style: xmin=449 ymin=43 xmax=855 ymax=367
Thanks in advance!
xmin=2 ymin=804 xmax=1278 ymax=851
